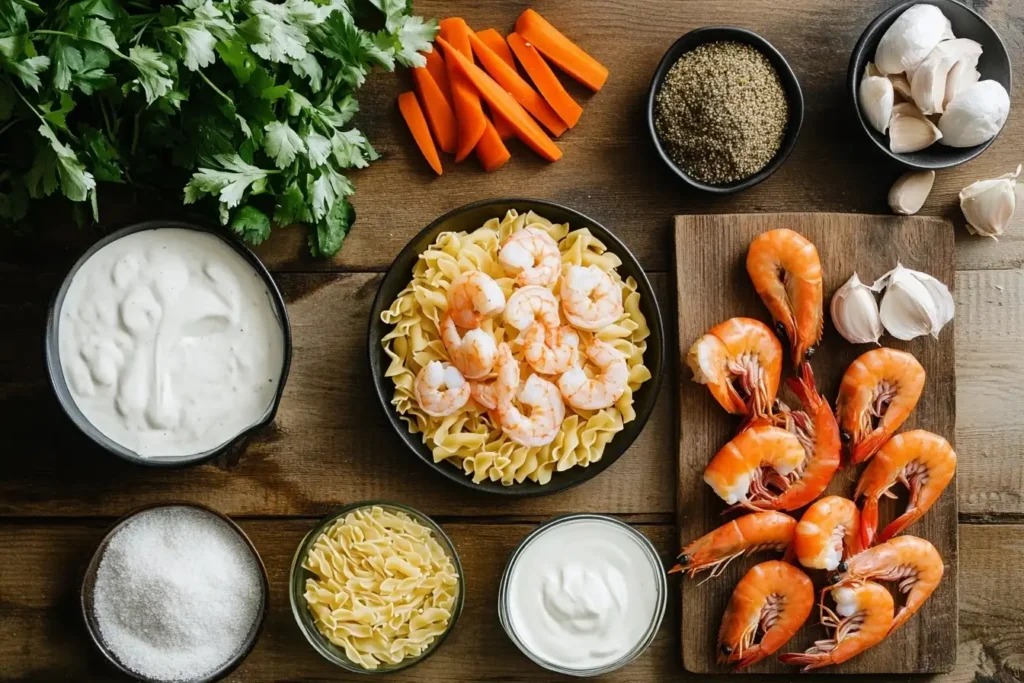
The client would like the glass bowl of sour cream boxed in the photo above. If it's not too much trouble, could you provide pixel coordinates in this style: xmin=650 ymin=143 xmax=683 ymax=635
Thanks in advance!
xmin=498 ymin=514 xmax=668 ymax=677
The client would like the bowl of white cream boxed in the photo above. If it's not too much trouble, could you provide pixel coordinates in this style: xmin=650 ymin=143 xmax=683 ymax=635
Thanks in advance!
xmin=45 ymin=221 xmax=291 ymax=466
xmin=498 ymin=514 xmax=667 ymax=677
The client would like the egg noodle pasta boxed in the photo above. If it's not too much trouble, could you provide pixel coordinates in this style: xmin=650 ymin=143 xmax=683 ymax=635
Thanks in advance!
xmin=381 ymin=210 xmax=652 ymax=486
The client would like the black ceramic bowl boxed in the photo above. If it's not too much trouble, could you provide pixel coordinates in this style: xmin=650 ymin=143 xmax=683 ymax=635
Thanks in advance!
xmin=44 ymin=220 xmax=292 ymax=468
xmin=646 ymin=27 xmax=804 ymax=194
xmin=368 ymin=199 xmax=665 ymax=497
xmin=849 ymin=0 xmax=1012 ymax=170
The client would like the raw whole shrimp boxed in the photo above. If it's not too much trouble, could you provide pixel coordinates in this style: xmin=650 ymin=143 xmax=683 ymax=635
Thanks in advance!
xmin=703 ymin=424 xmax=806 ymax=508
xmin=793 ymin=496 xmax=861 ymax=571
xmin=440 ymin=314 xmax=497 ymax=379
xmin=779 ymin=581 xmax=894 ymax=671
xmin=670 ymin=511 xmax=796 ymax=579
xmin=837 ymin=347 xmax=925 ymax=464
xmin=446 ymin=270 xmax=506 ymax=329
xmin=687 ymin=317 xmax=782 ymax=418
xmin=498 ymin=226 xmax=561 ymax=287
xmin=504 ymin=285 xmax=560 ymax=333
xmin=494 ymin=343 xmax=565 ymax=447
xmin=522 ymin=321 xmax=579 ymax=375
xmin=855 ymin=430 xmax=956 ymax=548
xmin=557 ymin=339 xmax=628 ymax=410
xmin=414 ymin=361 xmax=471 ymax=417
xmin=829 ymin=535 xmax=943 ymax=634
xmin=746 ymin=228 xmax=823 ymax=367
xmin=559 ymin=264 xmax=624 ymax=331
xmin=717 ymin=560 xmax=814 ymax=669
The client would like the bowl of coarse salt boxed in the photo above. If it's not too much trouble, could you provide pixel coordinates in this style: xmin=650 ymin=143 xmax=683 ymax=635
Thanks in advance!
xmin=81 ymin=503 xmax=269 ymax=683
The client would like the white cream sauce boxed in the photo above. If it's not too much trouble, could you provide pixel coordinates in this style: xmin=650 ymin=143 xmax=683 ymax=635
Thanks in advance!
xmin=59 ymin=228 xmax=285 ymax=458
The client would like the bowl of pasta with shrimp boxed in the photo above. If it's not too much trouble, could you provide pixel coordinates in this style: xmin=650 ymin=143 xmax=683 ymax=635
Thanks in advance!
xmin=369 ymin=199 xmax=665 ymax=496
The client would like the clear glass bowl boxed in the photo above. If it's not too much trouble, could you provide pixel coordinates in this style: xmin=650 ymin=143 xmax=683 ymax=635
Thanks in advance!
xmin=289 ymin=501 xmax=465 ymax=674
xmin=497 ymin=513 xmax=667 ymax=677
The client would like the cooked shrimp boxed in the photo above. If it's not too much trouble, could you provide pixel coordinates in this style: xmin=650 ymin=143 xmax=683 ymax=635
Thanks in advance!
xmin=499 ymin=226 xmax=560 ymax=287
xmin=855 ymin=430 xmax=956 ymax=548
xmin=779 ymin=581 xmax=895 ymax=671
xmin=504 ymin=285 xmax=560 ymax=333
xmin=557 ymin=339 xmax=627 ymax=410
xmin=746 ymin=229 xmax=823 ymax=367
xmin=670 ymin=511 xmax=796 ymax=579
xmin=440 ymin=314 xmax=497 ymax=379
xmin=559 ymin=264 xmax=624 ymax=331
xmin=718 ymin=560 xmax=814 ymax=669
xmin=494 ymin=343 xmax=565 ymax=447
xmin=446 ymin=270 xmax=506 ymax=329
xmin=793 ymin=496 xmax=861 ymax=571
xmin=414 ymin=361 xmax=471 ymax=417
xmin=704 ymin=424 xmax=806 ymax=508
xmin=687 ymin=317 xmax=782 ymax=418
xmin=469 ymin=380 xmax=497 ymax=411
xmin=837 ymin=348 xmax=926 ymax=464
xmin=830 ymin=535 xmax=943 ymax=633
xmin=522 ymin=321 xmax=579 ymax=375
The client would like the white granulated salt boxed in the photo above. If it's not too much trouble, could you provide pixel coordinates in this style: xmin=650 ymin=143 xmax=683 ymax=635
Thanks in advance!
xmin=93 ymin=506 xmax=263 ymax=681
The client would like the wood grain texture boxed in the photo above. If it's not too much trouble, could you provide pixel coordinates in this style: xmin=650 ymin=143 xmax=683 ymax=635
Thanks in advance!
xmin=675 ymin=214 xmax=957 ymax=674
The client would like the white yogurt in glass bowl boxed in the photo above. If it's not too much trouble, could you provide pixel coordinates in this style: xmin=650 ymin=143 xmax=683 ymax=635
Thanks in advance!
xmin=46 ymin=223 xmax=290 ymax=464
xmin=498 ymin=514 xmax=667 ymax=677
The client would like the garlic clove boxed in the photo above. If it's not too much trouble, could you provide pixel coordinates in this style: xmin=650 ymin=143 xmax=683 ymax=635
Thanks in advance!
xmin=944 ymin=60 xmax=980 ymax=110
xmin=909 ymin=270 xmax=955 ymax=337
xmin=938 ymin=80 xmax=1011 ymax=147
xmin=831 ymin=273 xmax=883 ymax=344
xmin=959 ymin=164 xmax=1020 ymax=238
xmin=875 ymin=4 xmax=955 ymax=75
xmin=889 ymin=170 xmax=936 ymax=215
xmin=860 ymin=73 xmax=895 ymax=134
xmin=865 ymin=62 xmax=884 ymax=79
xmin=873 ymin=264 xmax=942 ymax=340
xmin=889 ymin=72 xmax=914 ymax=102
xmin=910 ymin=39 xmax=983 ymax=114
xmin=889 ymin=106 xmax=943 ymax=153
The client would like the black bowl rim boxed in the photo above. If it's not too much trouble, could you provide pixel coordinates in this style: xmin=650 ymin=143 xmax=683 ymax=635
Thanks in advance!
xmin=847 ymin=0 xmax=1013 ymax=170
xmin=646 ymin=26 xmax=805 ymax=195
xmin=44 ymin=219 xmax=293 ymax=468
xmin=367 ymin=198 xmax=666 ymax=497
xmin=80 ymin=501 xmax=271 ymax=683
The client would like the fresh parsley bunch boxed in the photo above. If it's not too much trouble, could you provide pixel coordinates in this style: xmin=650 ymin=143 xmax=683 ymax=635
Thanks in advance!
xmin=0 ymin=0 xmax=437 ymax=256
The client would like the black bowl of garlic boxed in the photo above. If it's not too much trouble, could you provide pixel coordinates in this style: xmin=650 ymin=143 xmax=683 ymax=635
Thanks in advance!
xmin=849 ymin=0 xmax=1012 ymax=170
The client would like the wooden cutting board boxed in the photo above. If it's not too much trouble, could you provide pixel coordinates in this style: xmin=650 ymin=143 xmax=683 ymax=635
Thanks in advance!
xmin=674 ymin=213 xmax=958 ymax=674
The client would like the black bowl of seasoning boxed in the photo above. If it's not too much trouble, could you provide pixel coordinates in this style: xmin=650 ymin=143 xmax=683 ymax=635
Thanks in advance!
xmin=647 ymin=27 xmax=804 ymax=194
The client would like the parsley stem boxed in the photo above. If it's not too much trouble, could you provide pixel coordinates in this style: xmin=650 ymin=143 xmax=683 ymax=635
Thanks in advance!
xmin=0 ymin=119 xmax=18 ymax=137
xmin=197 ymin=71 xmax=234 ymax=106
xmin=4 ymin=77 xmax=77 ymax=142
xmin=30 ymin=30 xmax=129 ymax=60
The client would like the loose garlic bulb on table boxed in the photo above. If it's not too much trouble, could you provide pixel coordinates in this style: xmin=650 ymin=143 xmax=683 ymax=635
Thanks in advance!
xmin=960 ymin=165 xmax=1020 ymax=238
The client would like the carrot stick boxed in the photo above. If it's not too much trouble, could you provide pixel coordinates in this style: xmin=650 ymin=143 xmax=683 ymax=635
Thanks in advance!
xmin=515 ymin=9 xmax=608 ymax=92
xmin=412 ymin=67 xmax=457 ymax=154
xmin=439 ymin=18 xmax=486 ymax=162
xmin=475 ymin=117 xmax=511 ymax=172
xmin=436 ymin=37 xmax=562 ymax=162
xmin=507 ymin=32 xmax=582 ymax=128
xmin=424 ymin=48 xmax=452 ymax=105
xmin=475 ymin=29 xmax=517 ymax=139
xmin=467 ymin=31 xmax=567 ymax=137
xmin=398 ymin=91 xmax=442 ymax=175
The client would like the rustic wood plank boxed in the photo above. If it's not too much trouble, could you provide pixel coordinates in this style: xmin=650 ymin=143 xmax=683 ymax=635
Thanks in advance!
xmin=675 ymin=214 xmax=957 ymax=673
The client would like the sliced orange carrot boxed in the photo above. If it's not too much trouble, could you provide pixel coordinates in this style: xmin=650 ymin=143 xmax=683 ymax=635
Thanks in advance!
xmin=398 ymin=91 xmax=442 ymax=175
xmin=424 ymin=48 xmax=452 ymax=105
xmin=475 ymin=29 xmax=517 ymax=139
xmin=439 ymin=18 xmax=486 ymax=162
xmin=507 ymin=32 xmax=582 ymax=128
xmin=412 ymin=67 xmax=457 ymax=154
xmin=475 ymin=117 xmax=511 ymax=172
xmin=467 ymin=31 xmax=567 ymax=137
xmin=489 ymin=105 xmax=515 ymax=141
xmin=436 ymin=37 xmax=561 ymax=162
xmin=515 ymin=9 xmax=608 ymax=92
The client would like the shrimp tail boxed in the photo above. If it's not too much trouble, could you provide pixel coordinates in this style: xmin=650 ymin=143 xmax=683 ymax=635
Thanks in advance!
xmin=851 ymin=431 xmax=887 ymax=465
xmin=778 ymin=652 xmax=828 ymax=671
xmin=860 ymin=496 xmax=879 ymax=549
xmin=785 ymin=362 xmax=823 ymax=412
xmin=733 ymin=646 xmax=769 ymax=670
xmin=879 ymin=507 xmax=923 ymax=543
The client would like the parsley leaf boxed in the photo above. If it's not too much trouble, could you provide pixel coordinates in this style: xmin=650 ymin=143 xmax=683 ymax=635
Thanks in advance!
xmin=127 ymin=46 xmax=173 ymax=102
xmin=229 ymin=203 xmax=271 ymax=244
xmin=263 ymin=120 xmax=304 ymax=168
xmin=309 ymin=195 xmax=353 ymax=257
xmin=183 ymin=153 xmax=275 ymax=212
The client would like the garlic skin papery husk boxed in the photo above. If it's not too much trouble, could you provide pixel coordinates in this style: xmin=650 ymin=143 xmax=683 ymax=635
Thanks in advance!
xmin=910 ymin=39 xmax=983 ymax=114
xmin=889 ymin=170 xmax=936 ymax=215
xmin=831 ymin=273 xmax=883 ymax=344
xmin=889 ymin=102 xmax=943 ymax=153
xmin=938 ymin=80 xmax=1011 ymax=147
xmin=872 ymin=264 xmax=955 ymax=340
xmin=959 ymin=164 xmax=1020 ymax=238
xmin=861 ymin=66 xmax=895 ymax=134
xmin=875 ymin=4 xmax=955 ymax=75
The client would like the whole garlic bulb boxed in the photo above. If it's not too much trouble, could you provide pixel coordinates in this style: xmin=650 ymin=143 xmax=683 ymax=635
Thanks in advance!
xmin=874 ymin=4 xmax=954 ymax=75
xmin=861 ymin=67 xmax=895 ymax=134
xmin=938 ymin=80 xmax=1010 ymax=147
xmin=959 ymin=164 xmax=1020 ymax=238
xmin=872 ymin=264 xmax=955 ymax=340
xmin=831 ymin=273 xmax=883 ymax=344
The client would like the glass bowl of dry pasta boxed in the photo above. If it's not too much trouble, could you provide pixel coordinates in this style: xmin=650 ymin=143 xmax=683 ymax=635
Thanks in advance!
xmin=289 ymin=502 xmax=464 ymax=673
xmin=368 ymin=199 xmax=665 ymax=496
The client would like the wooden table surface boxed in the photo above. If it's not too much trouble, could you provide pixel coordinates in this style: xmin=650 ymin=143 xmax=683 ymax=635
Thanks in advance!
xmin=2 ymin=0 xmax=1022 ymax=681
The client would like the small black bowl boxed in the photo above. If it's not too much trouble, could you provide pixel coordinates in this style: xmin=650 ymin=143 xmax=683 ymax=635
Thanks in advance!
xmin=849 ymin=0 xmax=1012 ymax=170
xmin=44 ymin=220 xmax=292 ymax=468
xmin=368 ymin=198 xmax=665 ymax=497
xmin=646 ymin=27 xmax=805 ymax=195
